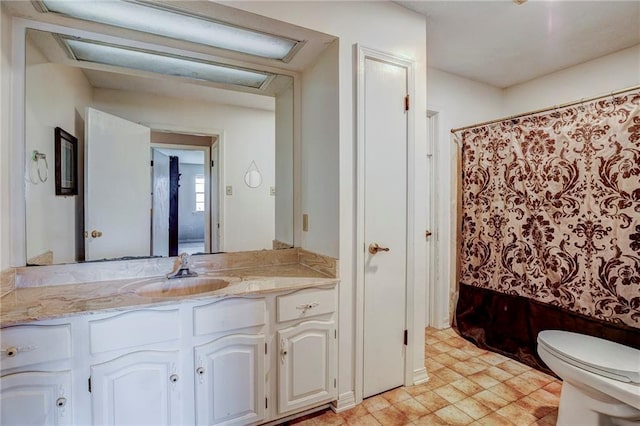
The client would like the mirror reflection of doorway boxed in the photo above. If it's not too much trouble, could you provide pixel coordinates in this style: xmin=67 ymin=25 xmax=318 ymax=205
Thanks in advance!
xmin=151 ymin=146 xmax=209 ymax=256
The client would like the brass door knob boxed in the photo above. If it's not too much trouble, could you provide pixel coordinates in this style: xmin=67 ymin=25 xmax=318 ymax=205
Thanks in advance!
xmin=91 ymin=230 xmax=103 ymax=238
xmin=425 ymin=230 xmax=433 ymax=238
xmin=368 ymin=243 xmax=390 ymax=254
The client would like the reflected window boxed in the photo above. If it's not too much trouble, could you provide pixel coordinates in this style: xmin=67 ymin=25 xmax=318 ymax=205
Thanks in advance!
xmin=195 ymin=175 xmax=205 ymax=212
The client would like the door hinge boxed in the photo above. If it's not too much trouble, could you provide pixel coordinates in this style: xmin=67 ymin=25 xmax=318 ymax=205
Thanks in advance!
xmin=265 ymin=397 xmax=268 ymax=409
xmin=334 ymin=378 xmax=337 ymax=388
xmin=404 ymin=329 xmax=408 ymax=346
xmin=334 ymin=329 xmax=337 ymax=339
xmin=211 ymin=160 xmax=214 ymax=167
xmin=404 ymin=94 xmax=410 ymax=111
xmin=150 ymin=160 xmax=154 ymax=167
xmin=265 ymin=342 xmax=267 ymax=354
xmin=88 ymin=377 xmax=92 ymax=393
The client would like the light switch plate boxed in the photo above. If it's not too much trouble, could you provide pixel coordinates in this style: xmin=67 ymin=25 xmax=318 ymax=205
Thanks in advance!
xmin=302 ymin=214 xmax=309 ymax=232
xmin=226 ymin=185 xmax=233 ymax=195
xmin=270 ymin=186 xmax=276 ymax=196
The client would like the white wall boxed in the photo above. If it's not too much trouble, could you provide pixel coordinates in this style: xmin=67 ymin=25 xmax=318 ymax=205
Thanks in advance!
xmin=300 ymin=40 xmax=339 ymax=257
xmin=224 ymin=1 xmax=428 ymax=405
xmin=0 ymin=5 xmax=12 ymax=269
xmin=504 ymin=44 xmax=640 ymax=115
xmin=426 ymin=67 xmax=503 ymax=327
xmin=275 ymin=83 xmax=294 ymax=247
xmin=92 ymin=89 xmax=276 ymax=253
xmin=25 ymin=39 xmax=92 ymax=264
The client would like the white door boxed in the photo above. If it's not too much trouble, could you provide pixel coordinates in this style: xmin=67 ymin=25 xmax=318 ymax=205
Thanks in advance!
xmin=152 ymin=149 xmax=170 ymax=257
xmin=0 ymin=371 xmax=72 ymax=426
xmin=91 ymin=351 xmax=182 ymax=426
xmin=362 ymin=55 xmax=409 ymax=397
xmin=277 ymin=320 xmax=336 ymax=414
xmin=211 ymin=142 xmax=220 ymax=252
xmin=85 ymin=107 xmax=151 ymax=261
xmin=194 ymin=334 xmax=265 ymax=426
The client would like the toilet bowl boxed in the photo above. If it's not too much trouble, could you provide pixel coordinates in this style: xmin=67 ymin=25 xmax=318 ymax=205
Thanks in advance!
xmin=537 ymin=330 xmax=640 ymax=426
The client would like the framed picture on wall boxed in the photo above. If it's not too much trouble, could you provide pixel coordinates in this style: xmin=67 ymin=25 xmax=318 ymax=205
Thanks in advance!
xmin=55 ymin=126 xmax=78 ymax=196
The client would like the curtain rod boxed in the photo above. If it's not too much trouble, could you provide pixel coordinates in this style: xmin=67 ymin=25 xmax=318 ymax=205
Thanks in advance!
xmin=450 ymin=84 xmax=640 ymax=134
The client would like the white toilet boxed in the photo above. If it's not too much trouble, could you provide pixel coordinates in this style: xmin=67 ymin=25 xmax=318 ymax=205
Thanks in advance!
xmin=537 ymin=330 xmax=640 ymax=426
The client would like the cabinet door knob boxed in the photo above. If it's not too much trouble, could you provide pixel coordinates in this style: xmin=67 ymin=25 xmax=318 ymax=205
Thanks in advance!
xmin=368 ymin=243 xmax=390 ymax=254
xmin=91 ymin=230 xmax=103 ymax=238
xmin=169 ymin=374 xmax=179 ymax=383
xmin=196 ymin=367 xmax=205 ymax=376
xmin=5 ymin=346 xmax=18 ymax=357
xmin=56 ymin=397 xmax=67 ymax=408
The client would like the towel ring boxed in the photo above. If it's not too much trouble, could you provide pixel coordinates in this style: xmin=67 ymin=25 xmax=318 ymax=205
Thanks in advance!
xmin=32 ymin=150 xmax=48 ymax=183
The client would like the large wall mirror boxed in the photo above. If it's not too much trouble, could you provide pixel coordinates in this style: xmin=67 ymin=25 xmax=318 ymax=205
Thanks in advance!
xmin=6 ymin=0 xmax=336 ymax=266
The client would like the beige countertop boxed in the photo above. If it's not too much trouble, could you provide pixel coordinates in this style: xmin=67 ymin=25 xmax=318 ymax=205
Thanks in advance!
xmin=0 ymin=264 xmax=338 ymax=327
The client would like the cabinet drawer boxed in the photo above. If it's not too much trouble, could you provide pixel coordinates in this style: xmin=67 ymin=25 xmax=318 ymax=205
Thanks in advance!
xmin=277 ymin=288 xmax=336 ymax=323
xmin=89 ymin=309 xmax=179 ymax=354
xmin=0 ymin=324 xmax=71 ymax=371
xmin=193 ymin=298 xmax=265 ymax=336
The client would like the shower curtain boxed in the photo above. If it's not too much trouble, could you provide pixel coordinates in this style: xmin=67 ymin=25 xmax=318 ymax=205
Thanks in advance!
xmin=454 ymin=89 xmax=640 ymax=372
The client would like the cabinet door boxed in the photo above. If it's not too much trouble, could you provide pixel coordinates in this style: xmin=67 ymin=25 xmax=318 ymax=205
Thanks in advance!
xmin=277 ymin=320 xmax=336 ymax=414
xmin=0 ymin=371 xmax=72 ymax=426
xmin=91 ymin=351 xmax=182 ymax=426
xmin=194 ymin=334 xmax=266 ymax=426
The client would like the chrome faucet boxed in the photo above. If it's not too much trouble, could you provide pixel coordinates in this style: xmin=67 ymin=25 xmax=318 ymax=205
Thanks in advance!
xmin=167 ymin=253 xmax=198 ymax=279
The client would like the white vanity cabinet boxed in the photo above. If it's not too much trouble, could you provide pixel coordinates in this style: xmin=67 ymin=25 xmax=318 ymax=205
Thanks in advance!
xmin=275 ymin=288 xmax=338 ymax=415
xmin=0 ymin=324 xmax=73 ymax=426
xmin=87 ymin=309 xmax=183 ymax=426
xmin=192 ymin=297 xmax=267 ymax=426
xmin=90 ymin=350 xmax=183 ymax=425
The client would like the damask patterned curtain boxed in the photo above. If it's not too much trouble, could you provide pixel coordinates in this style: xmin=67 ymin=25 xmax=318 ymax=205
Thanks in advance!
xmin=454 ymin=89 xmax=640 ymax=370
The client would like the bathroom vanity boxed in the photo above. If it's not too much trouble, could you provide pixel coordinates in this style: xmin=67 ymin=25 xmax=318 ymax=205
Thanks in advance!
xmin=0 ymin=250 xmax=339 ymax=426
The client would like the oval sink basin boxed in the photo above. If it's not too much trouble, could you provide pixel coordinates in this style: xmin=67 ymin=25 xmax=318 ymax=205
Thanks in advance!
xmin=136 ymin=277 xmax=231 ymax=298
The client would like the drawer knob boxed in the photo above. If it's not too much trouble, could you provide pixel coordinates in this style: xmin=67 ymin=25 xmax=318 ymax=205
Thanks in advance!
xmin=56 ymin=397 xmax=67 ymax=408
xmin=169 ymin=374 xmax=179 ymax=383
xmin=196 ymin=367 xmax=205 ymax=376
xmin=296 ymin=302 xmax=319 ymax=313
xmin=5 ymin=347 xmax=18 ymax=357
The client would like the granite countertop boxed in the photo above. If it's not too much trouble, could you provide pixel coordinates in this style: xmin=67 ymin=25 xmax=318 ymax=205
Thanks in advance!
xmin=0 ymin=264 xmax=338 ymax=327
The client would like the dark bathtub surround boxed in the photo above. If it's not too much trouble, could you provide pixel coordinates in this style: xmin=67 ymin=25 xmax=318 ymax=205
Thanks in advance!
xmin=454 ymin=89 xmax=640 ymax=372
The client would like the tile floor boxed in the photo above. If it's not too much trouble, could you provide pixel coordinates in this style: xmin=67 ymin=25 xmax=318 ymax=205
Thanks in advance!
xmin=287 ymin=327 xmax=561 ymax=425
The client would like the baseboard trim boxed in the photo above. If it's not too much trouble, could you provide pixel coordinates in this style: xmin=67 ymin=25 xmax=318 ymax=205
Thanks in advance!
xmin=331 ymin=391 xmax=356 ymax=413
xmin=413 ymin=367 xmax=429 ymax=385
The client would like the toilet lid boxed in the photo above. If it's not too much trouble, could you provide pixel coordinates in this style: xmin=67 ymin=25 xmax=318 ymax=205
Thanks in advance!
xmin=538 ymin=330 xmax=640 ymax=384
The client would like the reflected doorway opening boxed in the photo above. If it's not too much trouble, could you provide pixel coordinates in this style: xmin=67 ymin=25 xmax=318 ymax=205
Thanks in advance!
xmin=150 ymin=131 xmax=217 ymax=257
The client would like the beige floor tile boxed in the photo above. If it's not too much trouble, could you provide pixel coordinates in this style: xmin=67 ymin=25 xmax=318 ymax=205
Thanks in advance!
xmin=442 ymin=328 xmax=459 ymax=337
xmin=432 ymin=330 xmax=452 ymax=341
xmin=488 ymin=382 xmax=527 ymax=402
xmin=455 ymin=397 xmax=493 ymax=420
xmin=370 ymin=405 xmax=410 ymax=426
xmin=432 ymin=341 xmax=456 ymax=353
xmin=361 ymin=395 xmax=390 ymax=413
xmin=528 ymin=388 xmax=560 ymax=406
xmin=504 ymin=375 xmax=544 ymax=395
xmin=484 ymin=366 xmax=514 ymax=382
xmin=340 ymin=404 xmax=369 ymax=423
xmin=425 ymin=359 xmax=445 ymax=372
xmin=314 ymin=410 xmax=346 ymax=426
xmin=468 ymin=372 xmax=501 ymax=389
xmin=449 ymin=348 xmax=474 ymax=361
xmin=518 ymin=370 xmax=554 ymax=388
xmin=478 ymin=352 xmax=510 ymax=366
xmin=433 ymin=353 xmax=460 ymax=368
xmin=497 ymin=402 xmax=539 ymax=425
xmin=405 ymin=382 xmax=431 ymax=397
xmin=542 ymin=381 xmax=562 ymax=397
xmin=451 ymin=377 xmax=485 ymax=396
xmin=445 ymin=336 xmax=469 ymax=348
xmin=423 ymin=375 xmax=447 ymax=390
xmin=381 ymin=387 xmax=412 ymax=404
xmin=537 ymin=409 xmax=558 ymax=425
xmin=433 ymin=366 xmax=465 ymax=383
xmin=514 ymin=395 xmax=557 ymax=419
xmin=495 ymin=359 xmax=531 ymax=376
xmin=344 ymin=414 xmax=381 ymax=426
xmin=433 ymin=405 xmax=475 ymax=425
xmin=475 ymin=412 xmax=515 ymax=426
xmin=414 ymin=413 xmax=453 ymax=425
xmin=433 ymin=384 xmax=468 ymax=404
xmin=450 ymin=360 xmax=489 ymax=376
xmin=414 ymin=391 xmax=450 ymax=412
xmin=393 ymin=398 xmax=430 ymax=420
xmin=472 ymin=390 xmax=510 ymax=411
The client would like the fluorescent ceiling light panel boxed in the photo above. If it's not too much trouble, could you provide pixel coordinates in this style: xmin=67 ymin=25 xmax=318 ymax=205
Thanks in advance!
xmin=39 ymin=0 xmax=298 ymax=60
xmin=63 ymin=38 xmax=270 ymax=88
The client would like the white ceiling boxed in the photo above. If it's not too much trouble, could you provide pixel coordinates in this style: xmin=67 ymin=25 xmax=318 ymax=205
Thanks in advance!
xmin=396 ymin=0 xmax=640 ymax=88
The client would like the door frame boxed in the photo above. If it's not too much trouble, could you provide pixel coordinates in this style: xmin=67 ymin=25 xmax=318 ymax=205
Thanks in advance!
xmin=148 ymin=123 xmax=224 ymax=253
xmin=355 ymin=45 xmax=416 ymax=402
